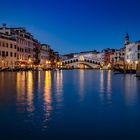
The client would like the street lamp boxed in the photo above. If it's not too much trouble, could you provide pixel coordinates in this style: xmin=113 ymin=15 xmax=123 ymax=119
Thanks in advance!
xmin=46 ymin=60 xmax=51 ymax=68
xmin=29 ymin=58 xmax=32 ymax=63
xmin=28 ymin=58 xmax=32 ymax=68
xmin=46 ymin=60 xmax=48 ymax=64
xmin=135 ymin=61 xmax=138 ymax=64
xmin=127 ymin=59 xmax=130 ymax=63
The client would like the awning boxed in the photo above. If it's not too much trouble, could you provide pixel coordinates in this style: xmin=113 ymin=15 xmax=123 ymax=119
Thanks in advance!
xmin=16 ymin=61 xmax=29 ymax=65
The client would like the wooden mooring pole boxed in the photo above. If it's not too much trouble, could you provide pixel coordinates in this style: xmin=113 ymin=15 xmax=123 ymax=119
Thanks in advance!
xmin=136 ymin=61 xmax=140 ymax=77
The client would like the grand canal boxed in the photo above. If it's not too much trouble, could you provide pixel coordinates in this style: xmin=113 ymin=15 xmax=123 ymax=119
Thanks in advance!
xmin=0 ymin=70 xmax=140 ymax=139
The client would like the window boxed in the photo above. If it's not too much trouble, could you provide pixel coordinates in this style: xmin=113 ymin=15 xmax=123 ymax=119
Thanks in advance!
xmin=138 ymin=45 xmax=140 ymax=51
xmin=14 ymin=53 xmax=17 ymax=57
xmin=10 ymin=44 xmax=13 ymax=48
xmin=17 ymin=54 xmax=19 ymax=59
xmin=14 ymin=45 xmax=16 ymax=49
xmin=2 ymin=51 xmax=5 ymax=57
xmin=6 ymin=43 xmax=8 ymax=48
xmin=6 ymin=51 xmax=8 ymax=56
xmin=3 ymin=42 xmax=5 ymax=47
xmin=138 ymin=53 xmax=140 ymax=59
xmin=10 ymin=52 xmax=13 ymax=57
xmin=0 ymin=51 xmax=1 ymax=56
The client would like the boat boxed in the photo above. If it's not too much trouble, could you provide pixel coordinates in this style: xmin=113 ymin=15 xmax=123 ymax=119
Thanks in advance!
xmin=113 ymin=67 xmax=136 ymax=74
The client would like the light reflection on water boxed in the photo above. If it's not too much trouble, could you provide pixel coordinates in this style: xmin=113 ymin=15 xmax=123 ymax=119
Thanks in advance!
xmin=79 ymin=70 xmax=85 ymax=101
xmin=100 ymin=70 xmax=104 ymax=101
xmin=99 ymin=70 xmax=112 ymax=104
xmin=55 ymin=70 xmax=63 ymax=104
xmin=107 ymin=70 xmax=112 ymax=104
xmin=16 ymin=72 xmax=34 ymax=113
xmin=27 ymin=72 xmax=34 ymax=113
xmin=0 ymin=70 xmax=140 ymax=139
xmin=44 ymin=71 xmax=52 ymax=111
xmin=123 ymin=75 xmax=139 ymax=106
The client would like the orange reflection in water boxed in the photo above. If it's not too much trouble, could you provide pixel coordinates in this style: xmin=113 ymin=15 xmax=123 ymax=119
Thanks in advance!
xmin=44 ymin=71 xmax=52 ymax=111
xmin=16 ymin=72 xmax=21 ymax=95
xmin=38 ymin=71 xmax=41 ymax=91
xmin=16 ymin=72 xmax=26 ymax=101
xmin=16 ymin=72 xmax=34 ymax=113
xmin=27 ymin=72 xmax=34 ymax=112
xmin=0 ymin=72 xmax=5 ymax=93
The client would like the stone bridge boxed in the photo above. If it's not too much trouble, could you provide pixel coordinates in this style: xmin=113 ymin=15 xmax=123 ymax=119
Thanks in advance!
xmin=62 ymin=56 xmax=101 ymax=69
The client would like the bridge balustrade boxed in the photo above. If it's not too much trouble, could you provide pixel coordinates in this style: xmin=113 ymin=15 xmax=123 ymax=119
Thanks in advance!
xmin=62 ymin=57 xmax=101 ymax=65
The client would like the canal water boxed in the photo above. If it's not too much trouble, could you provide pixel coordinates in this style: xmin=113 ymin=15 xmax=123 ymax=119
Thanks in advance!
xmin=0 ymin=70 xmax=140 ymax=140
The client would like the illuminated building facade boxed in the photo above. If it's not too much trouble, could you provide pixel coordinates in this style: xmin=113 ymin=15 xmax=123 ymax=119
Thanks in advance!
xmin=110 ymin=48 xmax=125 ymax=68
xmin=73 ymin=50 xmax=99 ymax=60
xmin=0 ymin=33 xmax=17 ymax=68
xmin=125 ymin=33 xmax=140 ymax=70
xmin=102 ymin=48 xmax=115 ymax=65
xmin=0 ymin=24 xmax=41 ymax=68
xmin=40 ymin=44 xmax=50 ymax=68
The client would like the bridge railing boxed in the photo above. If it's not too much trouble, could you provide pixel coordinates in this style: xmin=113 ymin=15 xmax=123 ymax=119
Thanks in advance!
xmin=62 ymin=57 xmax=101 ymax=65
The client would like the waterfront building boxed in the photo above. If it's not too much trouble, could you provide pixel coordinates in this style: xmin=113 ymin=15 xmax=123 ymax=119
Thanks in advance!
xmin=49 ymin=50 xmax=60 ymax=68
xmin=73 ymin=50 xmax=99 ymax=60
xmin=40 ymin=44 xmax=60 ymax=68
xmin=40 ymin=44 xmax=50 ymax=68
xmin=96 ymin=52 xmax=105 ymax=64
xmin=0 ymin=25 xmax=39 ymax=67
xmin=0 ymin=24 xmax=41 ymax=69
xmin=62 ymin=53 xmax=76 ymax=60
xmin=33 ymin=39 xmax=41 ymax=65
xmin=110 ymin=48 xmax=125 ymax=68
xmin=71 ymin=50 xmax=101 ymax=67
xmin=0 ymin=33 xmax=17 ymax=69
xmin=102 ymin=48 xmax=115 ymax=65
xmin=125 ymin=33 xmax=140 ymax=70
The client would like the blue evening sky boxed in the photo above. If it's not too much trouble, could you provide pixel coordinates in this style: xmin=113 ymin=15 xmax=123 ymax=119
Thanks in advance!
xmin=0 ymin=0 xmax=140 ymax=54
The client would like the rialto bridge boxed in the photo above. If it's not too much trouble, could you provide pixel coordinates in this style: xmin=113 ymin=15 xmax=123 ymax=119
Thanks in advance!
xmin=62 ymin=56 xmax=101 ymax=69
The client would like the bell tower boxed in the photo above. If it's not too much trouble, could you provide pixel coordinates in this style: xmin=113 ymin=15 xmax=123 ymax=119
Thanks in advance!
xmin=125 ymin=33 xmax=129 ymax=45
